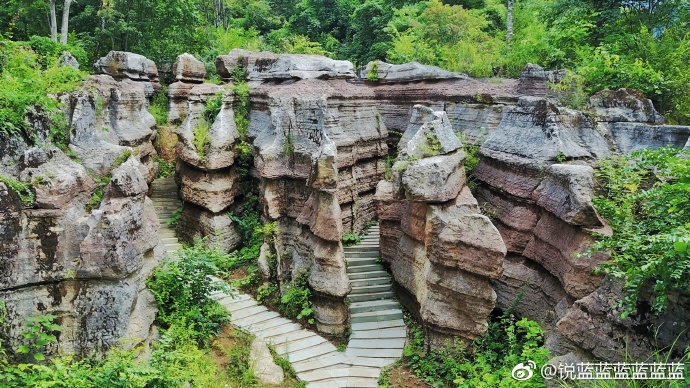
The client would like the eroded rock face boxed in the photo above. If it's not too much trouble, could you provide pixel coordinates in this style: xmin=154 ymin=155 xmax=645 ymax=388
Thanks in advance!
xmin=249 ymin=78 xmax=388 ymax=333
xmin=216 ymin=49 xmax=355 ymax=81
xmin=94 ymin=50 xmax=161 ymax=94
xmin=375 ymin=106 xmax=506 ymax=346
xmin=359 ymin=61 xmax=467 ymax=83
xmin=172 ymin=53 xmax=206 ymax=83
xmin=1 ymin=54 xmax=164 ymax=358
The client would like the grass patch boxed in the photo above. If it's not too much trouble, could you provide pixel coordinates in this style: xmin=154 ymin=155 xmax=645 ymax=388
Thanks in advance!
xmin=0 ymin=175 xmax=34 ymax=207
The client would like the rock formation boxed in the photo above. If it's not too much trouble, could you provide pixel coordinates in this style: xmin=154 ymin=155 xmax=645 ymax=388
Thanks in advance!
xmin=375 ymin=105 xmax=507 ymax=345
xmin=0 ymin=51 xmax=164 ymax=358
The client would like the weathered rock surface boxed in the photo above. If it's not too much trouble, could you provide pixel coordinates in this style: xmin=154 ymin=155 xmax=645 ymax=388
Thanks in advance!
xmin=376 ymin=106 xmax=506 ymax=345
xmin=216 ymin=49 xmax=355 ymax=81
xmin=250 ymin=338 xmax=284 ymax=385
xmin=516 ymin=63 xmax=565 ymax=97
xmin=360 ymin=61 xmax=466 ymax=83
xmin=0 ymin=53 xmax=164 ymax=358
xmin=172 ymin=53 xmax=206 ymax=83
xmin=94 ymin=50 xmax=161 ymax=93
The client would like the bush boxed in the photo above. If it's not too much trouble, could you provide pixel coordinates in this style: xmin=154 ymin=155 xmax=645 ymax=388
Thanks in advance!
xmin=401 ymin=313 xmax=549 ymax=387
xmin=591 ymin=147 xmax=690 ymax=317
xmin=279 ymin=272 xmax=314 ymax=325
xmin=147 ymin=241 xmax=232 ymax=346
xmin=0 ymin=40 xmax=86 ymax=143
xmin=192 ymin=118 xmax=211 ymax=159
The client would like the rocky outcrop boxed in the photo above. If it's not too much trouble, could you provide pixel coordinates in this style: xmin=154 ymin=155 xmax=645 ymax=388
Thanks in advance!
xmin=1 ymin=52 xmax=164 ymax=358
xmin=590 ymin=88 xmax=690 ymax=153
xmin=167 ymin=53 xmax=207 ymax=123
xmin=375 ymin=105 xmax=506 ymax=346
xmin=172 ymin=83 xmax=243 ymax=251
xmin=359 ymin=61 xmax=467 ymax=83
xmin=216 ymin=49 xmax=355 ymax=82
xmin=94 ymin=50 xmax=161 ymax=95
xmin=248 ymin=78 xmax=387 ymax=333
xmin=517 ymin=63 xmax=565 ymax=97
xmin=172 ymin=53 xmax=206 ymax=83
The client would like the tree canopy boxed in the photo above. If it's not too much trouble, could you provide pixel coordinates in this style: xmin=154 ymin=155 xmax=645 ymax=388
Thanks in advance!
xmin=1 ymin=0 xmax=689 ymax=122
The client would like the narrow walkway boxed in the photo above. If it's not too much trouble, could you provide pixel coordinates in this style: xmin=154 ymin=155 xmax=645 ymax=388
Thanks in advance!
xmin=150 ymin=178 xmax=405 ymax=387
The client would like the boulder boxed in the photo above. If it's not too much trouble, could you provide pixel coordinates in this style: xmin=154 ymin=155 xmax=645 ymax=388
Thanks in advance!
xmin=401 ymin=151 xmax=466 ymax=203
xmin=398 ymin=105 xmax=462 ymax=160
xmin=172 ymin=53 xmax=206 ymax=83
xmin=59 ymin=51 xmax=79 ymax=69
xmin=93 ymin=51 xmax=160 ymax=90
xmin=216 ymin=49 xmax=355 ymax=81
xmin=19 ymin=147 xmax=95 ymax=209
xmin=590 ymin=88 xmax=664 ymax=124
xmin=249 ymin=338 xmax=284 ymax=385
xmin=532 ymin=164 xmax=602 ymax=226
xmin=359 ymin=61 xmax=466 ymax=83
xmin=177 ymin=161 xmax=239 ymax=213
xmin=516 ymin=63 xmax=565 ymax=97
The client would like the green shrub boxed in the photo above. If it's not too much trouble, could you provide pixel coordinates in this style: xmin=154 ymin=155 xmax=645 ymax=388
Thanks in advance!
xmin=203 ymin=91 xmax=223 ymax=124
xmin=341 ymin=232 xmax=362 ymax=246
xmin=591 ymin=147 xmax=690 ymax=317
xmin=366 ymin=61 xmax=379 ymax=82
xmin=0 ymin=40 xmax=86 ymax=143
xmin=279 ymin=272 xmax=314 ymax=325
xmin=85 ymin=175 xmax=111 ymax=212
xmin=401 ymin=313 xmax=549 ymax=387
xmin=232 ymin=78 xmax=251 ymax=140
xmin=0 ymin=175 xmax=34 ymax=207
xmin=192 ymin=118 xmax=211 ymax=159
xmin=147 ymin=241 xmax=232 ymax=346
xmin=148 ymin=91 xmax=169 ymax=126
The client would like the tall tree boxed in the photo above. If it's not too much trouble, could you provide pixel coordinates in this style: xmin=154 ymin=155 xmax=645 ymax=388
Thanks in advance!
xmin=506 ymin=0 xmax=514 ymax=51
xmin=49 ymin=0 xmax=57 ymax=41
xmin=60 ymin=0 xmax=72 ymax=44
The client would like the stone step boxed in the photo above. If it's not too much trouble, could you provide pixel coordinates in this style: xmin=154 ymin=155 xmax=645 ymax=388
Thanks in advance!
xmin=345 ymin=257 xmax=380 ymax=266
xmin=350 ymin=284 xmax=392 ymax=295
xmin=349 ymin=300 xmax=399 ymax=314
xmin=346 ymin=291 xmax=394 ymax=303
xmin=345 ymin=347 xmax=403 ymax=359
xmin=287 ymin=341 xmax=337 ymax=363
xmin=351 ymin=309 xmax=403 ymax=324
xmin=347 ymin=338 xmax=406 ymax=350
xmin=350 ymin=319 xmax=406 ymax=332
xmin=347 ymin=270 xmax=389 ymax=280
xmin=343 ymin=249 xmax=381 ymax=258
xmin=347 ymin=264 xmax=382 ymax=274
xmin=350 ymin=327 xmax=407 ymax=340
xmin=350 ymin=272 xmax=391 ymax=287
xmin=273 ymin=335 xmax=327 ymax=357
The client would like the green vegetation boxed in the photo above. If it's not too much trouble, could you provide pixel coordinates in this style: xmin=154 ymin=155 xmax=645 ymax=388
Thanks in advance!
xmin=386 ymin=312 xmax=549 ymax=387
xmin=279 ymin=271 xmax=315 ymax=325
xmin=283 ymin=131 xmax=295 ymax=158
xmin=341 ymin=231 xmax=362 ymax=247
xmin=147 ymin=241 xmax=232 ymax=346
xmin=0 ymin=175 xmax=34 ymax=207
xmin=232 ymin=66 xmax=251 ymax=139
xmin=155 ymin=155 xmax=176 ymax=178
xmin=85 ymin=175 xmax=110 ymax=212
xmin=590 ymin=147 xmax=690 ymax=317
xmin=148 ymin=91 xmax=169 ymax=126
xmin=192 ymin=118 xmax=211 ymax=159
xmin=366 ymin=61 xmax=379 ymax=82
xmin=0 ymin=39 xmax=86 ymax=145
xmin=0 ymin=246 xmax=303 ymax=387
xmin=203 ymin=91 xmax=224 ymax=124
xmin=2 ymin=0 xmax=689 ymax=123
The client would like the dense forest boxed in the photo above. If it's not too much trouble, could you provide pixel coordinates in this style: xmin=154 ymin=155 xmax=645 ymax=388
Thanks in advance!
xmin=2 ymin=0 xmax=689 ymax=123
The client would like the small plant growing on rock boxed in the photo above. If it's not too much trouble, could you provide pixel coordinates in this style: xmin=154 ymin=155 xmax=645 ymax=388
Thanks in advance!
xmin=279 ymin=272 xmax=314 ymax=325
xmin=15 ymin=315 xmax=61 ymax=363
xmin=366 ymin=61 xmax=379 ymax=82
xmin=0 ymin=175 xmax=34 ymax=207
xmin=193 ymin=118 xmax=211 ymax=159
xmin=341 ymin=232 xmax=362 ymax=246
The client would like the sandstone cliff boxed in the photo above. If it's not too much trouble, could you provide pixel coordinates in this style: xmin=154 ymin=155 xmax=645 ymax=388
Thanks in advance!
xmin=0 ymin=51 xmax=164 ymax=357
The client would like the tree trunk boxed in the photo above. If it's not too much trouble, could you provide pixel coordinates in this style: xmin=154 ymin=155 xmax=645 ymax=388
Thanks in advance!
xmin=506 ymin=0 xmax=514 ymax=52
xmin=49 ymin=0 xmax=58 ymax=42
xmin=60 ymin=0 xmax=73 ymax=45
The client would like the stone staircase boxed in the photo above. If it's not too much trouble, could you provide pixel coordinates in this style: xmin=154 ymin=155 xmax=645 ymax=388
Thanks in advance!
xmin=150 ymin=178 xmax=406 ymax=387
xmin=150 ymin=177 xmax=183 ymax=255
xmin=344 ymin=224 xmax=406 ymax=370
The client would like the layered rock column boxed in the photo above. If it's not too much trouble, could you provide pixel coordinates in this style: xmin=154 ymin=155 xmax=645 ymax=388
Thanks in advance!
xmin=170 ymin=59 xmax=241 ymax=252
xmin=1 ymin=51 xmax=165 ymax=357
xmin=219 ymin=50 xmax=389 ymax=333
xmin=375 ymin=105 xmax=507 ymax=346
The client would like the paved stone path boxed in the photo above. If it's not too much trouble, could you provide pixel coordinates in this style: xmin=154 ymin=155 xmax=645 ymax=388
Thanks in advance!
xmin=151 ymin=178 xmax=406 ymax=387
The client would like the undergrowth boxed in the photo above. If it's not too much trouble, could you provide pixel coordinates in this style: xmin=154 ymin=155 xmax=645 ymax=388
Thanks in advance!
xmin=390 ymin=311 xmax=550 ymax=387
xmin=0 ymin=175 xmax=34 ymax=207
xmin=590 ymin=146 xmax=690 ymax=317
